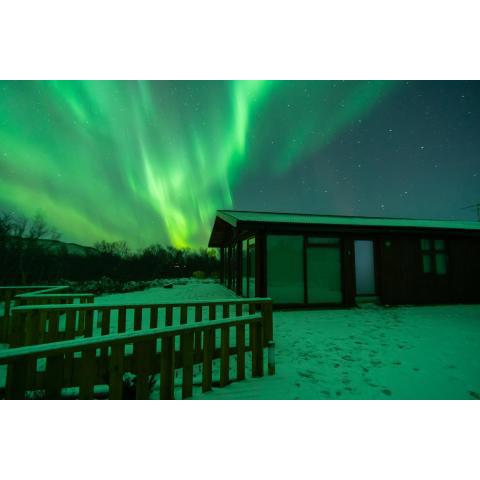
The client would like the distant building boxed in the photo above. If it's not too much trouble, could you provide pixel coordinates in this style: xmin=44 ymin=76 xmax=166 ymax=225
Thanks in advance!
xmin=208 ymin=210 xmax=480 ymax=307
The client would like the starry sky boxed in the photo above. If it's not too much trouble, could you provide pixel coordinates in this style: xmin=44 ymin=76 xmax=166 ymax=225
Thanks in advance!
xmin=0 ymin=80 xmax=478 ymax=249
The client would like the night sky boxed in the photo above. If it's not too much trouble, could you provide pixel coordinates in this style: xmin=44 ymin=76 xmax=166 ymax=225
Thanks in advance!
xmin=0 ymin=80 xmax=478 ymax=249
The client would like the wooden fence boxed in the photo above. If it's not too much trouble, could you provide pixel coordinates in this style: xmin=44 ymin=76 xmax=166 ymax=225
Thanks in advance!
xmin=7 ymin=297 xmax=273 ymax=348
xmin=0 ymin=307 xmax=274 ymax=399
xmin=0 ymin=285 xmax=94 ymax=344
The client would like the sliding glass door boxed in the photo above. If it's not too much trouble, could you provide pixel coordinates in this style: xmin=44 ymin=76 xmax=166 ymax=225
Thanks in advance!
xmin=266 ymin=235 xmax=304 ymax=303
xmin=266 ymin=235 xmax=343 ymax=305
xmin=306 ymin=238 xmax=342 ymax=304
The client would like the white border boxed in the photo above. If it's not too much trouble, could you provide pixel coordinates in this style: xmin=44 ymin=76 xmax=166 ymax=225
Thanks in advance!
xmin=0 ymin=0 xmax=479 ymax=79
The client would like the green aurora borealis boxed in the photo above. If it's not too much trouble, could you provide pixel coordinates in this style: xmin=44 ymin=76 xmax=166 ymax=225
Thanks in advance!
xmin=0 ymin=80 xmax=401 ymax=248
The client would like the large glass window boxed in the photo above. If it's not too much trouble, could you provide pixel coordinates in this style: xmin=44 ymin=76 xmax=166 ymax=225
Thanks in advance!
xmin=307 ymin=238 xmax=342 ymax=303
xmin=421 ymin=239 xmax=447 ymax=275
xmin=230 ymin=244 xmax=236 ymax=291
xmin=267 ymin=235 xmax=304 ymax=303
xmin=248 ymin=237 xmax=255 ymax=297
xmin=241 ymin=237 xmax=255 ymax=297
xmin=242 ymin=240 xmax=248 ymax=296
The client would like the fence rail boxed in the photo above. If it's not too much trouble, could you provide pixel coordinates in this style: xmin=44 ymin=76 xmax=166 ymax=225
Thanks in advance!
xmin=0 ymin=312 xmax=274 ymax=399
xmin=0 ymin=285 xmax=94 ymax=344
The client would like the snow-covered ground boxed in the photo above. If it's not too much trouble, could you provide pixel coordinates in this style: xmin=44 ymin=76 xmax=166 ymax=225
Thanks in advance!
xmin=2 ymin=279 xmax=480 ymax=399
xmin=96 ymin=278 xmax=237 ymax=306
xmin=197 ymin=303 xmax=480 ymax=400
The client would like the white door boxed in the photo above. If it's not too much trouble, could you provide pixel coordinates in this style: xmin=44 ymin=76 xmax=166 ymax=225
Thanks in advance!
xmin=354 ymin=240 xmax=376 ymax=295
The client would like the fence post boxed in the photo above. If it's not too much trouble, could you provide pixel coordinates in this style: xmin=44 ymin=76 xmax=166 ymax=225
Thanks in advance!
xmin=0 ymin=289 xmax=13 ymax=343
xmin=79 ymin=349 xmax=97 ymax=399
xmin=45 ymin=354 xmax=64 ymax=399
xmin=9 ymin=309 xmax=25 ymax=347
xmin=235 ymin=303 xmax=245 ymax=381
xmin=109 ymin=344 xmax=125 ymax=399
xmin=6 ymin=358 xmax=28 ymax=399
xmin=135 ymin=340 xmax=153 ymax=399
xmin=202 ymin=328 xmax=213 ymax=393
xmin=268 ymin=341 xmax=275 ymax=376
xmin=261 ymin=301 xmax=273 ymax=346
xmin=181 ymin=331 xmax=194 ymax=399
xmin=24 ymin=310 xmax=38 ymax=346
xmin=255 ymin=320 xmax=264 ymax=377
xmin=160 ymin=336 xmax=175 ymax=399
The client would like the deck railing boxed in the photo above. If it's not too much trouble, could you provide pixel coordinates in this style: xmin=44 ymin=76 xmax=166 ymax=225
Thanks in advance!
xmin=0 ymin=285 xmax=94 ymax=344
xmin=0 ymin=311 xmax=274 ymax=399
xmin=7 ymin=297 xmax=273 ymax=349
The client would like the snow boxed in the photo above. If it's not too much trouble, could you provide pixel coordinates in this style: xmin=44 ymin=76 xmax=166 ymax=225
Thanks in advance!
xmin=195 ymin=303 xmax=480 ymax=400
xmin=2 ymin=280 xmax=480 ymax=399
xmin=95 ymin=278 xmax=237 ymax=306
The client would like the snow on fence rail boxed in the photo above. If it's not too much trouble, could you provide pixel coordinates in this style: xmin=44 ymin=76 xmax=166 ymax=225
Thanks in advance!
xmin=0 ymin=286 xmax=94 ymax=344
xmin=0 ymin=308 xmax=274 ymax=399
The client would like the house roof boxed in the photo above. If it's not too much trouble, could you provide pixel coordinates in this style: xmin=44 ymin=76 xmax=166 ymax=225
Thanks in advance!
xmin=208 ymin=209 xmax=480 ymax=246
xmin=217 ymin=209 xmax=480 ymax=230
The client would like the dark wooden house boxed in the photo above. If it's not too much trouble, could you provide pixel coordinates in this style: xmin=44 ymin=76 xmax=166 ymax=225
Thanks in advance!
xmin=208 ymin=210 xmax=480 ymax=308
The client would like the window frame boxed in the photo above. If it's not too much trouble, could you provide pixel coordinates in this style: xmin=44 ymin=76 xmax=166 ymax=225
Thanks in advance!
xmin=241 ymin=236 xmax=256 ymax=298
xmin=420 ymin=238 xmax=448 ymax=275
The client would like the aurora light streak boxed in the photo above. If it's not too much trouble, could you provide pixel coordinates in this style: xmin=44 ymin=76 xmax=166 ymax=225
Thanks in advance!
xmin=0 ymin=80 xmax=420 ymax=248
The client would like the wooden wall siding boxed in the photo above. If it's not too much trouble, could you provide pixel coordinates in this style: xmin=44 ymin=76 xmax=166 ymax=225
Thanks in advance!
xmin=0 ymin=302 xmax=274 ymax=400
xmin=379 ymin=236 xmax=417 ymax=304
xmin=341 ymin=237 xmax=356 ymax=306
xmin=219 ymin=247 xmax=225 ymax=285
xmin=256 ymin=232 xmax=267 ymax=298
xmin=236 ymin=239 xmax=242 ymax=296
xmin=377 ymin=235 xmax=480 ymax=305
xmin=448 ymin=237 xmax=480 ymax=303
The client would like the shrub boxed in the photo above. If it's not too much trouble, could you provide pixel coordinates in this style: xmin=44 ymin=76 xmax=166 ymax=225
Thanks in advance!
xmin=192 ymin=270 xmax=206 ymax=279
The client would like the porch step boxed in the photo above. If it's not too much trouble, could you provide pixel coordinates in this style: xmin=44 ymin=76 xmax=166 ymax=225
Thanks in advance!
xmin=355 ymin=295 xmax=380 ymax=306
